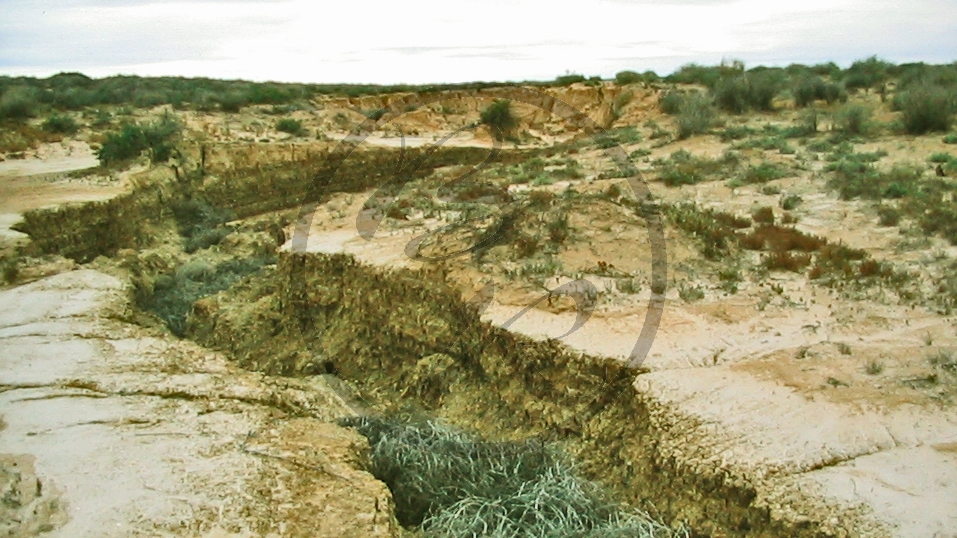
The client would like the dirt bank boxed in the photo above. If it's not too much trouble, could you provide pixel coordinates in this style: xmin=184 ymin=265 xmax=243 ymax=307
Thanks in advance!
xmin=0 ymin=269 xmax=399 ymax=537
xmin=185 ymin=251 xmax=901 ymax=537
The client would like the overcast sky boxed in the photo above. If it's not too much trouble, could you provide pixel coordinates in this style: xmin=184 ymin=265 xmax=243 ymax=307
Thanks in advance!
xmin=1 ymin=0 xmax=956 ymax=84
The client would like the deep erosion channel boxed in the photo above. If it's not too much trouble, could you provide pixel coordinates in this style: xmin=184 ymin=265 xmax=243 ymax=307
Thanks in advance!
xmin=11 ymin=144 xmax=842 ymax=537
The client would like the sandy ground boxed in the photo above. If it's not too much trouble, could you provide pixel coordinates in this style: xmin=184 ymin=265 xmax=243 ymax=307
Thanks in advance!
xmin=287 ymin=184 xmax=957 ymax=536
xmin=0 ymin=270 xmax=398 ymax=537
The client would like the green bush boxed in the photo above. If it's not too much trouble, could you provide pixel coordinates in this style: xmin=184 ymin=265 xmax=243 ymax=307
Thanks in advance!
xmin=834 ymin=103 xmax=873 ymax=136
xmin=827 ymin=161 xmax=922 ymax=200
xmin=96 ymin=114 xmax=181 ymax=166
xmin=740 ymin=162 xmax=788 ymax=184
xmin=0 ymin=86 xmax=38 ymax=120
xmin=554 ymin=74 xmax=587 ymax=86
xmin=780 ymin=193 xmax=803 ymax=210
xmin=877 ymin=205 xmax=900 ymax=226
xmin=944 ymin=134 xmax=957 ymax=144
xmin=41 ymin=113 xmax=79 ymax=134
xmin=713 ymin=71 xmax=782 ymax=114
xmin=841 ymin=56 xmax=892 ymax=90
xmin=217 ymin=91 xmax=247 ymax=113
xmin=275 ymin=117 xmax=304 ymax=136
xmin=480 ymin=100 xmax=518 ymax=140
xmin=929 ymin=152 xmax=954 ymax=163
xmin=659 ymin=90 xmax=685 ymax=115
xmin=340 ymin=416 xmax=683 ymax=538
xmin=675 ymin=93 xmax=716 ymax=139
xmin=657 ymin=149 xmax=738 ymax=186
xmin=713 ymin=75 xmax=751 ymax=114
xmin=793 ymin=77 xmax=847 ymax=107
xmin=614 ymin=70 xmax=643 ymax=85
xmin=896 ymin=83 xmax=956 ymax=134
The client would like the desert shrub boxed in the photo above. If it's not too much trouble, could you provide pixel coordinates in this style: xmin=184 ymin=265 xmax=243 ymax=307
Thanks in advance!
xmin=594 ymin=126 xmax=643 ymax=148
xmin=480 ymin=100 xmax=517 ymax=140
xmin=713 ymin=75 xmax=751 ymax=114
xmin=275 ymin=117 xmax=304 ymax=136
xmin=0 ymin=86 xmax=38 ymax=120
xmin=713 ymin=71 xmax=782 ymax=114
xmin=662 ymin=203 xmax=743 ymax=259
xmin=2 ymin=259 xmax=19 ymax=284
xmin=676 ymin=93 xmax=716 ymax=139
xmin=834 ymin=103 xmax=873 ymax=136
xmin=741 ymin=224 xmax=827 ymax=252
xmin=340 ymin=416 xmax=682 ymax=538
xmin=746 ymin=70 xmax=784 ymax=111
xmin=877 ymin=205 xmax=901 ymax=226
xmin=740 ymin=162 xmax=788 ymax=184
xmin=547 ymin=212 xmax=570 ymax=244
xmin=841 ymin=56 xmax=892 ymax=91
xmin=614 ymin=70 xmax=643 ymax=85
xmin=719 ymin=124 xmax=756 ymax=141
xmin=555 ymin=73 xmax=587 ymax=86
xmin=822 ymin=82 xmax=849 ymax=104
xmin=792 ymin=76 xmax=845 ymax=108
xmin=751 ymin=206 xmax=775 ymax=224
xmin=827 ymin=161 xmax=921 ymax=200
xmin=793 ymin=76 xmax=826 ymax=108
xmin=142 ymin=256 xmax=272 ymax=336
xmin=656 ymin=149 xmax=738 ymax=186
xmin=217 ymin=91 xmax=247 ymax=112
xmin=679 ymin=284 xmax=705 ymax=302
xmin=944 ymin=134 xmax=957 ymax=144
xmin=667 ymin=62 xmax=743 ymax=87
xmin=41 ymin=113 xmax=79 ymax=134
xmin=96 ymin=114 xmax=182 ymax=166
xmin=896 ymin=83 xmax=956 ymax=134
xmin=659 ymin=90 xmax=686 ymax=115
xmin=780 ymin=194 xmax=802 ymax=210
xmin=763 ymin=251 xmax=812 ymax=272
xmin=929 ymin=152 xmax=954 ymax=163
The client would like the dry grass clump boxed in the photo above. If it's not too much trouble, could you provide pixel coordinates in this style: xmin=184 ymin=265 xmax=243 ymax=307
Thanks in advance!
xmin=656 ymin=149 xmax=740 ymax=186
xmin=340 ymin=416 xmax=686 ymax=538
xmin=740 ymin=224 xmax=826 ymax=252
xmin=662 ymin=203 xmax=749 ymax=260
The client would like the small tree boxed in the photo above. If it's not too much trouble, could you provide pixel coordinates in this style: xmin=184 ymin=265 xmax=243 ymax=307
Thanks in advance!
xmin=676 ymin=93 xmax=716 ymax=139
xmin=615 ymin=70 xmax=643 ymax=85
xmin=897 ymin=83 xmax=956 ymax=134
xmin=480 ymin=100 xmax=517 ymax=140
xmin=276 ymin=118 xmax=305 ymax=136
xmin=0 ymin=86 xmax=38 ymax=120
xmin=834 ymin=103 xmax=873 ymax=136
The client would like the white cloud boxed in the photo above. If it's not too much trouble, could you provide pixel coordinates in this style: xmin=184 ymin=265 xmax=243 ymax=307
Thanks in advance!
xmin=1 ymin=0 xmax=955 ymax=83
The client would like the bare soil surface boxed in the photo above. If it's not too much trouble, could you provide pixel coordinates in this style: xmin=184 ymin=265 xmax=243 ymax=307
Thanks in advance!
xmin=0 ymin=270 xmax=397 ymax=537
